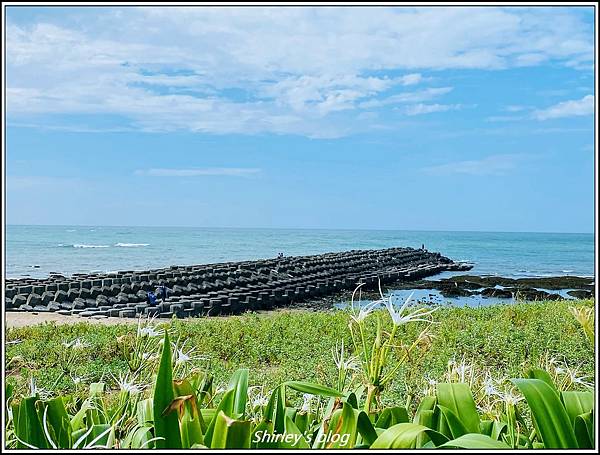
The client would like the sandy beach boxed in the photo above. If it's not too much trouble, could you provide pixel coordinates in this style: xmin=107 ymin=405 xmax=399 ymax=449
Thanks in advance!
xmin=5 ymin=311 xmax=137 ymax=328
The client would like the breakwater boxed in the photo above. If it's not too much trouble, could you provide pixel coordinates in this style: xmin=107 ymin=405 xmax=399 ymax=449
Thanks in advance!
xmin=4 ymin=247 xmax=471 ymax=319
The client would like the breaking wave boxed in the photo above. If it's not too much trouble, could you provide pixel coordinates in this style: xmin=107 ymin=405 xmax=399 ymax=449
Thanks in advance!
xmin=115 ymin=243 xmax=150 ymax=247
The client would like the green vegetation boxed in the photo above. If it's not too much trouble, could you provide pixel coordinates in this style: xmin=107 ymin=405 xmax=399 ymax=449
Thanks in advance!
xmin=6 ymin=300 xmax=594 ymax=402
xmin=4 ymin=298 xmax=595 ymax=449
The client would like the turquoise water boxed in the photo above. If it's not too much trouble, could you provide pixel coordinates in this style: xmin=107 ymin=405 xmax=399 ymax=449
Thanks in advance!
xmin=5 ymin=225 xmax=594 ymax=279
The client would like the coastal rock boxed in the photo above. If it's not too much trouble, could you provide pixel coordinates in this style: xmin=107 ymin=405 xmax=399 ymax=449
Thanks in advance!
xmin=509 ymin=287 xmax=562 ymax=301
xmin=41 ymin=291 xmax=55 ymax=304
xmin=481 ymin=287 xmax=513 ymax=299
xmin=53 ymin=290 xmax=68 ymax=303
xmin=437 ymin=282 xmax=472 ymax=298
xmin=26 ymin=293 xmax=42 ymax=306
xmin=79 ymin=287 xmax=92 ymax=299
xmin=567 ymin=289 xmax=593 ymax=299
xmin=73 ymin=298 xmax=87 ymax=310
xmin=13 ymin=294 xmax=27 ymax=308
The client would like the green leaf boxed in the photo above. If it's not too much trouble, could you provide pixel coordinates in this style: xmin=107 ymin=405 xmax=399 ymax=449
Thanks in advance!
xmin=228 ymin=368 xmax=249 ymax=417
xmin=284 ymin=381 xmax=343 ymax=398
xmin=480 ymin=419 xmax=507 ymax=440
xmin=413 ymin=395 xmax=437 ymax=447
xmin=136 ymin=398 xmax=153 ymax=425
xmin=436 ymin=383 xmax=480 ymax=434
xmin=370 ymin=422 xmax=448 ymax=449
xmin=356 ymin=409 xmax=378 ymax=446
xmin=43 ymin=397 xmax=73 ymax=448
xmin=323 ymin=401 xmax=357 ymax=448
xmin=126 ymin=425 xmax=155 ymax=449
xmin=173 ymin=380 xmax=204 ymax=448
xmin=210 ymin=411 xmax=251 ymax=449
xmin=293 ymin=411 xmax=311 ymax=435
xmin=512 ymin=378 xmax=578 ymax=449
xmin=344 ymin=391 xmax=359 ymax=409
xmin=376 ymin=406 xmax=409 ymax=429
xmin=526 ymin=368 xmax=560 ymax=396
xmin=436 ymin=404 xmax=470 ymax=440
xmin=12 ymin=396 xmax=48 ymax=449
xmin=561 ymin=391 xmax=594 ymax=426
xmin=203 ymin=389 xmax=235 ymax=447
xmin=574 ymin=411 xmax=594 ymax=449
xmin=86 ymin=383 xmax=106 ymax=426
xmin=281 ymin=415 xmax=310 ymax=448
xmin=440 ymin=433 xmax=511 ymax=449
xmin=274 ymin=385 xmax=286 ymax=434
xmin=153 ymin=331 xmax=182 ymax=449
xmin=251 ymin=420 xmax=277 ymax=449
xmin=200 ymin=408 xmax=216 ymax=433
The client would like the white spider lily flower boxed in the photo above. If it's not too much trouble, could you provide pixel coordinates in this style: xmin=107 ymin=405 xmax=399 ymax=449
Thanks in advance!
xmin=70 ymin=374 xmax=89 ymax=386
xmin=455 ymin=363 xmax=471 ymax=382
xmin=332 ymin=340 xmax=359 ymax=372
xmin=566 ymin=367 xmax=594 ymax=389
xmin=500 ymin=390 xmax=523 ymax=406
xmin=29 ymin=378 xmax=50 ymax=399
xmin=138 ymin=326 xmax=162 ymax=338
xmin=62 ymin=338 xmax=90 ymax=350
xmin=555 ymin=366 xmax=566 ymax=375
xmin=547 ymin=356 xmax=559 ymax=366
xmin=351 ymin=300 xmax=381 ymax=323
xmin=141 ymin=352 xmax=158 ymax=362
xmin=426 ymin=377 xmax=438 ymax=387
xmin=251 ymin=391 xmax=269 ymax=408
xmin=113 ymin=373 xmax=144 ymax=395
xmin=344 ymin=357 xmax=360 ymax=372
xmin=483 ymin=375 xmax=500 ymax=397
xmin=349 ymin=283 xmax=380 ymax=323
xmin=384 ymin=292 xmax=437 ymax=327
xmin=176 ymin=348 xmax=193 ymax=365
xmin=301 ymin=394 xmax=314 ymax=413
xmin=215 ymin=384 xmax=227 ymax=395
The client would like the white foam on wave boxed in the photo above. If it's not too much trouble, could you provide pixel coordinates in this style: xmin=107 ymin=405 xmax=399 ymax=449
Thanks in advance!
xmin=115 ymin=243 xmax=150 ymax=247
xmin=72 ymin=244 xmax=110 ymax=248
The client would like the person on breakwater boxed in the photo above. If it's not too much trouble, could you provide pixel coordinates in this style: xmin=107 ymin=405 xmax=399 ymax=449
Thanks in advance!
xmin=159 ymin=284 xmax=168 ymax=302
xmin=147 ymin=291 xmax=157 ymax=306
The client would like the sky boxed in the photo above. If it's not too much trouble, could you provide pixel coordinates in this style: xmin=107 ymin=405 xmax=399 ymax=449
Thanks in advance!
xmin=5 ymin=6 xmax=596 ymax=233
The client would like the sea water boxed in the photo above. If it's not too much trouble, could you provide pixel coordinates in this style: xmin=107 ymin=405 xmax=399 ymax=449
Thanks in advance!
xmin=5 ymin=225 xmax=594 ymax=280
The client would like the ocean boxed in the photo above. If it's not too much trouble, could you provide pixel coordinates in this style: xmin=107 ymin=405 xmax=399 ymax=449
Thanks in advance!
xmin=4 ymin=225 xmax=595 ymax=280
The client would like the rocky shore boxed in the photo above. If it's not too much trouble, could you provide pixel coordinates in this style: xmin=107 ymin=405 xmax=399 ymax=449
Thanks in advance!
xmin=412 ymin=274 xmax=595 ymax=300
xmin=4 ymin=247 xmax=470 ymax=319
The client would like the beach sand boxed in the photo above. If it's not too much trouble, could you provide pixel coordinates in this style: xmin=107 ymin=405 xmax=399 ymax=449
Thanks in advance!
xmin=5 ymin=312 xmax=137 ymax=328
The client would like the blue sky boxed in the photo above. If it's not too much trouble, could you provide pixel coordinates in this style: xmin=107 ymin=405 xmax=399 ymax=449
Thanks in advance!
xmin=5 ymin=6 xmax=595 ymax=232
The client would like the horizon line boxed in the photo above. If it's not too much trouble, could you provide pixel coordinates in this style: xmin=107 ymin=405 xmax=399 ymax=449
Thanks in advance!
xmin=4 ymin=223 xmax=594 ymax=236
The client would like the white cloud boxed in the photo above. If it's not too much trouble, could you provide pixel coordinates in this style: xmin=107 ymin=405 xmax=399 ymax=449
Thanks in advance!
xmin=5 ymin=7 xmax=594 ymax=136
xmin=404 ymin=103 xmax=461 ymax=116
xmin=135 ymin=168 xmax=261 ymax=177
xmin=423 ymin=154 xmax=519 ymax=176
xmin=360 ymin=87 xmax=454 ymax=109
xmin=533 ymin=94 xmax=594 ymax=120
xmin=400 ymin=73 xmax=423 ymax=86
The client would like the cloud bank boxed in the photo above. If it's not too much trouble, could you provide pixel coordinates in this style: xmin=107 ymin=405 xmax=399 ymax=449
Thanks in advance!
xmin=6 ymin=7 xmax=594 ymax=137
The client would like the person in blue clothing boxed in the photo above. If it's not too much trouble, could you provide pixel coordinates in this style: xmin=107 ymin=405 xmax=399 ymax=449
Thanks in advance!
xmin=147 ymin=291 xmax=157 ymax=306
xmin=159 ymin=284 xmax=168 ymax=302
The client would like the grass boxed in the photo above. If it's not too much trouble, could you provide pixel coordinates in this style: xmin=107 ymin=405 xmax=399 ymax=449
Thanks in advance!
xmin=5 ymin=299 xmax=594 ymax=405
